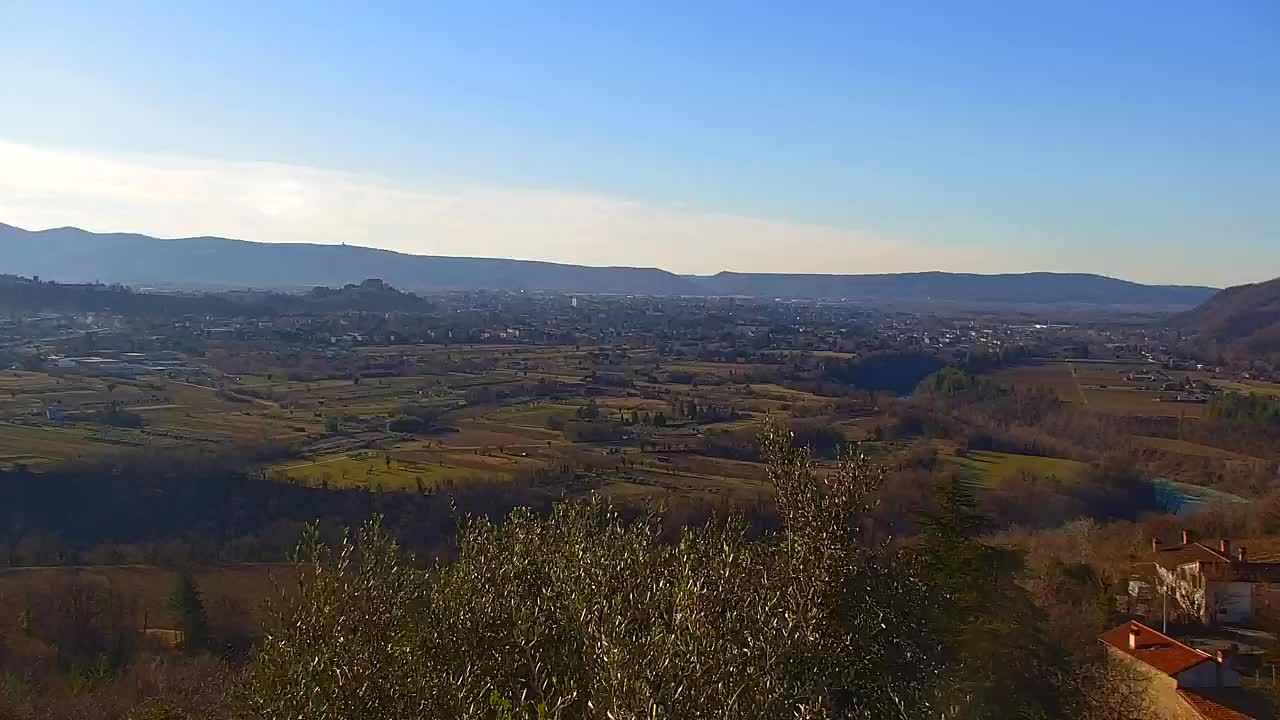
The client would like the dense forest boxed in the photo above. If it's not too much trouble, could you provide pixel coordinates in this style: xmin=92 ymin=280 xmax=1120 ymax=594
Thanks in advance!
xmin=1176 ymin=275 xmax=1280 ymax=362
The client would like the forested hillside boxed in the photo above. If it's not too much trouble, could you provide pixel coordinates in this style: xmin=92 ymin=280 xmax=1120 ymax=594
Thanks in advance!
xmin=1176 ymin=275 xmax=1280 ymax=360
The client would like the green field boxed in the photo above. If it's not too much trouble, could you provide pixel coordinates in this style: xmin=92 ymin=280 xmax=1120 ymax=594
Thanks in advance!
xmin=954 ymin=450 xmax=1088 ymax=488
xmin=268 ymin=450 xmax=476 ymax=489
xmin=268 ymin=440 xmax=535 ymax=489
xmin=1213 ymin=380 xmax=1280 ymax=399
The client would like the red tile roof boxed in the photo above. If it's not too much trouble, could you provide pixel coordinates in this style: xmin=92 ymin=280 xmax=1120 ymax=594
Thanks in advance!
xmin=1153 ymin=538 xmax=1280 ymax=579
xmin=1178 ymin=689 xmax=1271 ymax=720
xmin=1230 ymin=538 xmax=1280 ymax=564
xmin=1099 ymin=621 xmax=1213 ymax=676
xmin=1154 ymin=541 xmax=1232 ymax=570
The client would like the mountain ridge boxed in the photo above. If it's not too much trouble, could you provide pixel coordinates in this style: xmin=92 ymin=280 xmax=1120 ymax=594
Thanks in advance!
xmin=0 ymin=222 xmax=1218 ymax=306
xmin=1175 ymin=276 xmax=1280 ymax=359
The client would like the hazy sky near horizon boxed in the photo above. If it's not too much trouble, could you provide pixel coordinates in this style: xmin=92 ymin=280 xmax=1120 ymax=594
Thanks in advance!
xmin=1 ymin=1 xmax=1277 ymax=287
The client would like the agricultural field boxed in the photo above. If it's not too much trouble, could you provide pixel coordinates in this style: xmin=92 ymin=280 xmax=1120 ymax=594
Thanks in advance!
xmin=491 ymin=401 xmax=579 ymax=428
xmin=0 ymin=336 xmax=875 ymax=511
xmin=268 ymin=447 xmax=532 ymax=491
xmin=994 ymin=361 xmax=1212 ymax=418
xmin=0 ymin=372 xmax=158 ymax=417
xmin=595 ymin=454 xmax=773 ymax=505
xmin=14 ymin=334 xmax=1259 ymax=514
xmin=663 ymin=361 xmax=757 ymax=380
xmin=0 ymin=423 xmax=97 ymax=466
xmin=1078 ymin=387 xmax=1205 ymax=418
xmin=1132 ymin=436 xmax=1259 ymax=462
xmin=0 ymin=370 xmax=328 ymax=462
xmin=1212 ymin=379 xmax=1280 ymax=399
xmin=992 ymin=363 xmax=1083 ymax=402
xmin=205 ymin=347 xmax=794 ymax=504
xmin=1068 ymin=360 xmax=1161 ymax=389
xmin=952 ymin=450 xmax=1087 ymax=488
xmin=435 ymin=420 xmax=562 ymax=448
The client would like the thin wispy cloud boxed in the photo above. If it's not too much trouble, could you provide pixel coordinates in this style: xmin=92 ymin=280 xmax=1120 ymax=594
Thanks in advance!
xmin=0 ymin=140 xmax=993 ymax=276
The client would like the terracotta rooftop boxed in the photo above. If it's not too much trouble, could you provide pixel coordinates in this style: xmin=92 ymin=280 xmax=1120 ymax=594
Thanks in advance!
xmin=1153 ymin=536 xmax=1280 ymax=577
xmin=1233 ymin=538 xmax=1280 ymax=564
xmin=1154 ymin=541 xmax=1232 ymax=570
xmin=1099 ymin=621 xmax=1213 ymax=676
xmin=1178 ymin=689 xmax=1272 ymax=720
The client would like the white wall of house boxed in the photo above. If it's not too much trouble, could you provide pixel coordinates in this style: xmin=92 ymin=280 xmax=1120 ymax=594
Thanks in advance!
xmin=1210 ymin=581 xmax=1253 ymax=624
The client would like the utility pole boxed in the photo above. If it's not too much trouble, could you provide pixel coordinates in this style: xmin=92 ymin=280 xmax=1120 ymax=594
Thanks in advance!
xmin=1163 ymin=585 xmax=1168 ymax=634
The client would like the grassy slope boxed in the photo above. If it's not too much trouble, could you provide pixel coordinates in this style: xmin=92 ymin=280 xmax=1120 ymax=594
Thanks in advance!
xmin=953 ymin=450 xmax=1088 ymax=488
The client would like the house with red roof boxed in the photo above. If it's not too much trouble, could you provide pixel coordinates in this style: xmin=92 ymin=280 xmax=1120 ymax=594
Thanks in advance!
xmin=1154 ymin=531 xmax=1280 ymax=626
xmin=1100 ymin=621 xmax=1269 ymax=719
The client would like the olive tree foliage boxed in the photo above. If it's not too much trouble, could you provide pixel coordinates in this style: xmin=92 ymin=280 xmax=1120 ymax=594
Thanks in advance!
xmin=239 ymin=422 xmax=940 ymax=720
xmin=1070 ymin=655 xmax=1161 ymax=720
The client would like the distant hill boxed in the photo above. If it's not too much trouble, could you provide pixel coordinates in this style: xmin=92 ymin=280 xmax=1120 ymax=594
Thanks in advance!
xmin=1174 ymin=276 xmax=1280 ymax=359
xmin=0 ymin=222 xmax=1217 ymax=306
xmin=0 ymin=223 xmax=696 ymax=295
xmin=0 ymin=274 xmax=433 ymax=317
xmin=690 ymin=271 xmax=1215 ymax=306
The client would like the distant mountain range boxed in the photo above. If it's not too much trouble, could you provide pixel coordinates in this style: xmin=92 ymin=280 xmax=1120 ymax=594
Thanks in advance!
xmin=1175 ymin=276 xmax=1280 ymax=359
xmin=689 ymin=271 xmax=1214 ymax=307
xmin=0 ymin=223 xmax=1218 ymax=307
xmin=0 ymin=223 xmax=690 ymax=295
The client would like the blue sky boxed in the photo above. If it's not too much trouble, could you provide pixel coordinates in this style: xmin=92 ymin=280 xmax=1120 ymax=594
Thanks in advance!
xmin=1 ymin=0 xmax=1277 ymax=286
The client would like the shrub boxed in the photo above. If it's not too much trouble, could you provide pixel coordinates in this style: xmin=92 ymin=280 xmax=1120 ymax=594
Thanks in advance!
xmin=95 ymin=406 xmax=146 ymax=429
xmin=388 ymin=415 xmax=431 ymax=434
xmin=239 ymin=423 xmax=939 ymax=719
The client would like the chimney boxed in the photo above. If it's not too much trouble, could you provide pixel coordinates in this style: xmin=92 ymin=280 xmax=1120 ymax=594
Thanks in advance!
xmin=1152 ymin=537 xmax=1162 ymax=553
xmin=1129 ymin=624 xmax=1141 ymax=650
xmin=1220 ymin=539 xmax=1232 ymax=555
xmin=1182 ymin=529 xmax=1192 ymax=545
xmin=1238 ymin=547 xmax=1247 ymax=563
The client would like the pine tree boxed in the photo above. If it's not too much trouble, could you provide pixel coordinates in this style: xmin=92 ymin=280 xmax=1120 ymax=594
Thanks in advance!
xmin=170 ymin=572 xmax=210 ymax=652
xmin=916 ymin=475 xmax=1069 ymax=719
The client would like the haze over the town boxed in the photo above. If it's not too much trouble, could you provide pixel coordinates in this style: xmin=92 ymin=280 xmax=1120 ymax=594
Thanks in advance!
xmin=2 ymin=1 xmax=1277 ymax=287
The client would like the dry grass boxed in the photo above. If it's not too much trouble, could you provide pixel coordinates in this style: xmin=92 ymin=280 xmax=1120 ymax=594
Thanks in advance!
xmin=1079 ymin=387 xmax=1205 ymax=418
xmin=992 ymin=363 xmax=1083 ymax=402
xmin=1132 ymin=436 xmax=1259 ymax=461
xmin=439 ymin=420 xmax=560 ymax=448
xmin=0 ymin=563 xmax=292 ymax=628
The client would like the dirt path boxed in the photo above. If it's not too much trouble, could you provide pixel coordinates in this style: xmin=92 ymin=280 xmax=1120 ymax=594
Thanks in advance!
xmin=275 ymin=454 xmax=355 ymax=471
xmin=1069 ymin=363 xmax=1089 ymax=405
